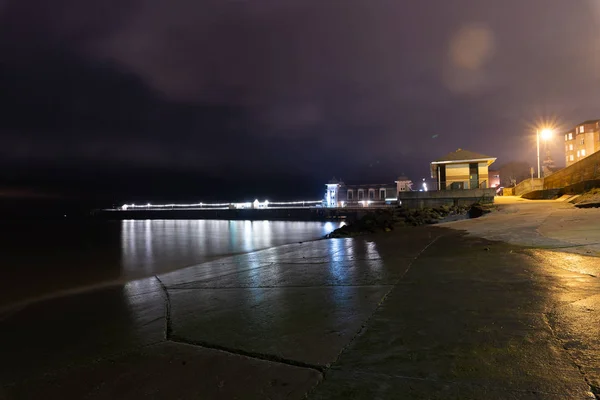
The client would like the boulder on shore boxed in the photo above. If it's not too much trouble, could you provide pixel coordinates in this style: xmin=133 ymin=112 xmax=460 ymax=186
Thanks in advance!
xmin=326 ymin=203 xmax=484 ymax=238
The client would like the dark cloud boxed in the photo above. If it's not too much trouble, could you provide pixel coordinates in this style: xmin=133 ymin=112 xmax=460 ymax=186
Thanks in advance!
xmin=2 ymin=0 xmax=600 ymax=201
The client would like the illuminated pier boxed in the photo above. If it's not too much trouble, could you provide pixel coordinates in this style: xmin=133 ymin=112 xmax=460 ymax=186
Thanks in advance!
xmin=97 ymin=199 xmax=392 ymax=221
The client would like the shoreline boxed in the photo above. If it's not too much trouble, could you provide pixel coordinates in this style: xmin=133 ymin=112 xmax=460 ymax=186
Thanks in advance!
xmin=0 ymin=231 xmax=335 ymax=314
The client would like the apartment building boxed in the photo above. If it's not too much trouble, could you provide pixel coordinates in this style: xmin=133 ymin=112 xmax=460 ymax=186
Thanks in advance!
xmin=565 ymin=120 xmax=600 ymax=167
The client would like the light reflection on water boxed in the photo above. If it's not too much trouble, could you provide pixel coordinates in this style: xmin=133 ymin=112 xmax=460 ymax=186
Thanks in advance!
xmin=120 ymin=219 xmax=343 ymax=276
xmin=0 ymin=219 xmax=343 ymax=309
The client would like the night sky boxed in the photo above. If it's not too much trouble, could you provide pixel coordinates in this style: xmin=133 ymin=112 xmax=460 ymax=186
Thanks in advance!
xmin=2 ymin=0 xmax=600 ymax=203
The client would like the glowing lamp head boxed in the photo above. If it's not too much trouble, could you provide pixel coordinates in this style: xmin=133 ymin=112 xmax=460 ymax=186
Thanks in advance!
xmin=540 ymin=129 xmax=552 ymax=140
xmin=121 ymin=204 xmax=129 ymax=210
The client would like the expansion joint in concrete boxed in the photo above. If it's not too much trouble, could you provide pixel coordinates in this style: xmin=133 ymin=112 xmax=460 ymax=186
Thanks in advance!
xmin=167 ymin=336 xmax=326 ymax=373
xmin=154 ymin=275 xmax=173 ymax=340
xmin=324 ymin=234 xmax=444 ymax=371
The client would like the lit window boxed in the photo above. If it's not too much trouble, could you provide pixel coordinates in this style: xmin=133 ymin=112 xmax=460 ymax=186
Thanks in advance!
xmin=582 ymin=149 xmax=586 ymax=156
xmin=570 ymin=155 xmax=575 ymax=161
xmin=577 ymin=150 xmax=580 ymax=157
xmin=565 ymin=134 xmax=568 ymax=141
xmin=569 ymin=133 xmax=573 ymax=140
xmin=580 ymin=126 xmax=585 ymax=133
xmin=569 ymin=144 xmax=574 ymax=151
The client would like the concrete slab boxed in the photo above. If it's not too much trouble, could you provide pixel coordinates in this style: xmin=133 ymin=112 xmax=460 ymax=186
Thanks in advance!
xmin=443 ymin=198 xmax=600 ymax=255
xmin=311 ymin=370 xmax=587 ymax=400
xmin=548 ymin=293 xmax=600 ymax=392
xmin=309 ymin=234 xmax=596 ymax=398
xmin=156 ymin=235 xmax=432 ymax=289
xmin=2 ymin=341 xmax=321 ymax=400
xmin=537 ymin=207 xmax=600 ymax=255
xmin=169 ymin=285 xmax=391 ymax=367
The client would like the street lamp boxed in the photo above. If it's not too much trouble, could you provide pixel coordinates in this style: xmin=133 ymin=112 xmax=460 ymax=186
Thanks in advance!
xmin=537 ymin=128 xmax=552 ymax=178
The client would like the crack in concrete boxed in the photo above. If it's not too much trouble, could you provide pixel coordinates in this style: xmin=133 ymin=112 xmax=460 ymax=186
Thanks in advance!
xmin=542 ymin=312 xmax=599 ymax=399
xmin=154 ymin=275 xmax=172 ymax=340
xmin=168 ymin=336 xmax=326 ymax=373
xmin=154 ymin=276 xmax=327 ymax=374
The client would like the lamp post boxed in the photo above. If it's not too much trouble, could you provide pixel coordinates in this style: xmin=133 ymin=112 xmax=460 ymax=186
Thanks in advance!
xmin=536 ymin=128 xmax=552 ymax=178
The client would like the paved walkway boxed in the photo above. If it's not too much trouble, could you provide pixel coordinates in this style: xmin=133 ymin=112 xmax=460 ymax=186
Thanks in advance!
xmin=1 ymin=198 xmax=600 ymax=399
xmin=444 ymin=196 xmax=600 ymax=256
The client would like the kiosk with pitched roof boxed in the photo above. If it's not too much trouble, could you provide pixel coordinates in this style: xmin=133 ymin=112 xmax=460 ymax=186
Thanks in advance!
xmin=430 ymin=149 xmax=497 ymax=190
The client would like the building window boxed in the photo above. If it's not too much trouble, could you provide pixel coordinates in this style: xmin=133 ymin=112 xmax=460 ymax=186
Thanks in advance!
xmin=580 ymin=126 xmax=585 ymax=133
xmin=569 ymin=144 xmax=573 ymax=151
xmin=347 ymin=190 xmax=353 ymax=200
xmin=358 ymin=189 xmax=364 ymax=200
xmin=565 ymin=134 xmax=568 ymax=141
xmin=581 ymin=138 xmax=585 ymax=145
xmin=368 ymin=189 xmax=375 ymax=200
xmin=582 ymin=149 xmax=586 ymax=157
xmin=570 ymin=155 xmax=574 ymax=161
xmin=577 ymin=150 xmax=580 ymax=157
xmin=379 ymin=189 xmax=386 ymax=200
xmin=569 ymin=133 xmax=573 ymax=140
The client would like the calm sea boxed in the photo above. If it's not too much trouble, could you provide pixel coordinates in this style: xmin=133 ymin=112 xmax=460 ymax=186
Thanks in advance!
xmin=0 ymin=219 xmax=343 ymax=309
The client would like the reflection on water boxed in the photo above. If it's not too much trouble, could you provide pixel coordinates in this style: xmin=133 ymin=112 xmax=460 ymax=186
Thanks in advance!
xmin=120 ymin=220 xmax=343 ymax=276
xmin=0 ymin=219 xmax=341 ymax=308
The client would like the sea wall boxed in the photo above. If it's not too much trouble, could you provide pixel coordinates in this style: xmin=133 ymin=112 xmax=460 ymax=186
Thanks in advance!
xmin=544 ymin=150 xmax=600 ymax=190
xmin=398 ymin=188 xmax=495 ymax=209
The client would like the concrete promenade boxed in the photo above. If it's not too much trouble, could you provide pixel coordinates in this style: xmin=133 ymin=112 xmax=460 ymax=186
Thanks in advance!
xmin=2 ymin=197 xmax=600 ymax=399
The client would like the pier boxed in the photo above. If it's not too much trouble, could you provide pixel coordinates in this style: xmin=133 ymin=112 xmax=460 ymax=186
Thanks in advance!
xmin=95 ymin=200 xmax=394 ymax=221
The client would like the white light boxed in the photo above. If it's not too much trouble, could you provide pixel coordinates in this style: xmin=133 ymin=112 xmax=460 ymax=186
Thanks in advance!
xmin=423 ymin=183 xmax=428 ymax=192
xmin=114 ymin=199 xmax=324 ymax=211
xmin=540 ymin=129 xmax=552 ymax=140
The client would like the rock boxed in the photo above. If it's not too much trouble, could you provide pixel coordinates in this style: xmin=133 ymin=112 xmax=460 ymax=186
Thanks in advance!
xmin=468 ymin=203 xmax=492 ymax=219
xmin=326 ymin=203 xmax=481 ymax=238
